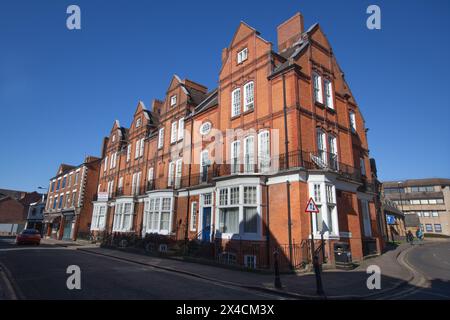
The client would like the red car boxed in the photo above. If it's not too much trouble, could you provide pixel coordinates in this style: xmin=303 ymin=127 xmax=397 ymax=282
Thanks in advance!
xmin=16 ymin=229 xmax=41 ymax=245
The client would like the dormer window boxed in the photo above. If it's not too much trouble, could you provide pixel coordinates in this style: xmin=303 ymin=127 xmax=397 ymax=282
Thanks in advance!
xmin=237 ymin=48 xmax=248 ymax=64
xmin=136 ymin=118 xmax=142 ymax=128
xmin=170 ymin=95 xmax=177 ymax=106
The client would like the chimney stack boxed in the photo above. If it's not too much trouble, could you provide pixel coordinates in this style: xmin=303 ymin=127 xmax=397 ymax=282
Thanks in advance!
xmin=277 ymin=12 xmax=304 ymax=52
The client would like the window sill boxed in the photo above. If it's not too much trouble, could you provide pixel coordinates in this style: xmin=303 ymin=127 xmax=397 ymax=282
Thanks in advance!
xmin=230 ymin=114 xmax=241 ymax=120
xmin=326 ymin=106 xmax=336 ymax=114
xmin=314 ymin=101 xmax=325 ymax=109
xmin=243 ymin=107 xmax=254 ymax=115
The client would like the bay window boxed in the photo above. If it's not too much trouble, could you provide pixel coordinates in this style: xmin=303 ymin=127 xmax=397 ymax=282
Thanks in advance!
xmin=113 ymin=202 xmax=133 ymax=232
xmin=217 ymin=185 xmax=260 ymax=238
xmin=91 ymin=204 xmax=107 ymax=231
xmin=143 ymin=197 xmax=173 ymax=235
xmin=309 ymin=181 xmax=338 ymax=237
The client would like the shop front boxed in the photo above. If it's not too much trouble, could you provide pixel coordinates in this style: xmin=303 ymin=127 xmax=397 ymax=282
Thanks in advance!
xmin=43 ymin=214 xmax=62 ymax=239
xmin=62 ymin=211 xmax=76 ymax=240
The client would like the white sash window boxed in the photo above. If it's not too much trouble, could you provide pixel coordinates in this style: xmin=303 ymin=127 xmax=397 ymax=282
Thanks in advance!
xmin=170 ymin=122 xmax=177 ymax=143
xmin=313 ymin=73 xmax=323 ymax=104
xmin=244 ymin=136 xmax=255 ymax=173
xmin=243 ymin=81 xmax=254 ymax=111
xmin=177 ymin=118 xmax=184 ymax=141
xmin=231 ymin=140 xmax=240 ymax=174
xmin=231 ymin=88 xmax=241 ymax=117
xmin=258 ymin=131 xmax=270 ymax=172
xmin=158 ymin=128 xmax=164 ymax=149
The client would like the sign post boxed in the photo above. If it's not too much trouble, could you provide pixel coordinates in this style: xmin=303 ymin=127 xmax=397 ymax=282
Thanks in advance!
xmin=305 ymin=197 xmax=325 ymax=296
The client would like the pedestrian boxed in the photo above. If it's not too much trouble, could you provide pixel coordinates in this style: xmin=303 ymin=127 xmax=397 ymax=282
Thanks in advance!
xmin=406 ymin=230 xmax=414 ymax=245
xmin=416 ymin=227 xmax=424 ymax=244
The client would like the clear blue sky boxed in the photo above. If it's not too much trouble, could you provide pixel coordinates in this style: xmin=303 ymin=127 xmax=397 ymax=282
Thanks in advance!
xmin=1 ymin=0 xmax=449 ymax=192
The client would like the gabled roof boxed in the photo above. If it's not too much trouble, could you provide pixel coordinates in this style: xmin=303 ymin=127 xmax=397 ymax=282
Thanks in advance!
xmin=188 ymin=89 xmax=219 ymax=117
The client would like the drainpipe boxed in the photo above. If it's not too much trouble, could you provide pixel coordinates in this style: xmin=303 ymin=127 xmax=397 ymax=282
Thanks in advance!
xmin=265 ymin=181 xmax=271 ymax=267
xmin=184 ymin=115 xmax=194 ymax=244
xmin=282 ymin=72 xmax=293 ymax=268
xmin=282 ymin=73 xmax=289 ymax=169
xmin=286 ymin=180 xmax=293 ymax=269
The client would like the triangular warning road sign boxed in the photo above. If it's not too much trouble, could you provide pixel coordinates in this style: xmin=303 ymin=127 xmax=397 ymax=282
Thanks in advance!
xmin=305 ymin=197 xmax=320 ymax=213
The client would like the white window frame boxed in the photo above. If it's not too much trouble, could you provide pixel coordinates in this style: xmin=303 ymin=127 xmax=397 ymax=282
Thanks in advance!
xmin=244 ymin=136 xmax=255 ymax=173
xmin=177 ymin=118 xmax=184 ymax=141
xmin=175 ymin=159 xmax=182 ymax=188
xmin=170 ymin=95 xmax=177 ymax=106
xmin=308 ymin=180 xmax=339 ymax=239
xmin=143 ymin=196 xmax=173 ymax=235
xmin=158 ymin=128 xmax=164 ymax=149
xmin=136 ymin=118 xmax=141 ymax=128
xmin=90 ymin=203 xmax=107 ymax=231
xmin=316 ymin=129 xmax=327 ymax=164
xmin=170 ymin=122 xmax=177 ymax=144
xmin=103 ymin=156 xmax=108 ymax=172
xmin=258 ymin=130 xmax=270 ymax=172
xmin=134 ymin=140 xmax=140 ymax=159
xmin=190 ymin=201 xmax=198 ymax=231
xmin=349 ymin=111 xmax=356 ymax=133
xmin=112 ymin=200 xmax=134 ymax=232
xmin=231 ymin=88 xmax=241 ymax=117
xmin=168 ymin=161 xmax=175 ymax=187
xmin=237 ymin=48 xmax=248 ymax=64
xmin=324 ymin=79 xmax=334 ymax=109
xmin=231 ymin=140 xmax=240 ymax=174
xmin=243 ymin=81 xmax=254 ymax=112
xmin=313 ymin=73 xmax=323 ymax=104
xmin=139 ymin=138 xmax=145 ymax=157
xmin=215 ymin=184 xmax=262 ymax=241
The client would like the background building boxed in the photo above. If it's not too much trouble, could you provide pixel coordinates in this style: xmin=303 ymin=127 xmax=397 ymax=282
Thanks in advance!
xmin=382 ymin=178 xmax=450 ymax=237
xmin=43 ymin=156 xmax=101 ymax=240
xmin=0 ymin=189 xmax=42 ymax=235
xmin=26 ymin=194 xmax=47 ymax=235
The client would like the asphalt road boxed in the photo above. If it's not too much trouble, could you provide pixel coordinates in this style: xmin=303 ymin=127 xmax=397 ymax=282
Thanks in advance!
xmin=0 ymin=238 xmax=281 ymax=300
xmin=394 ymin=241 xmax=450 ymax=300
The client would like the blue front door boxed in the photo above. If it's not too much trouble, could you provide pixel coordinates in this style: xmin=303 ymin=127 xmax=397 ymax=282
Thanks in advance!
xmin=202 ymin=207 xmax=212 ymax=242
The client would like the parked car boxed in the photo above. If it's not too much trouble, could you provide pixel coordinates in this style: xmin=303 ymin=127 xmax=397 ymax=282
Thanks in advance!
xmin=16 ymin=229 xmax=41 ymax=245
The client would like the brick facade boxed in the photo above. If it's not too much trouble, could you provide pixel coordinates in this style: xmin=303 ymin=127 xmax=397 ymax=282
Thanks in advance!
xmin=43 ymin=157 xmax=100 ymax=240
xmin=88 ymin=12 xmax=382 ymax=267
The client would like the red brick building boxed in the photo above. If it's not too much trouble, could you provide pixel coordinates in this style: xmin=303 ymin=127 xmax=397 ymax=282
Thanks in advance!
xmin=0 ymin=190 xmax=42 ymax=235
xmin=91 ymin=13 xmax=382 ymax=269
xmin=43 ymin=156 xmax=100 ymax=240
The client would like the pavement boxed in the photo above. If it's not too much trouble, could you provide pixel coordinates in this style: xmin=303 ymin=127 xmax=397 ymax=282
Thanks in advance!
xmin=43 ymin=238 xmax=421 ymax=299
xmin=2 ymin=237 xmax=448 ymax=299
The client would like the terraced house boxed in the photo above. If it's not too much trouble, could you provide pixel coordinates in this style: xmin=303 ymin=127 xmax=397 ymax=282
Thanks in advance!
xmin=43 ymin=156 xmax=101 ymax=240
xmin=91 ymin=12 xmax=382 ymax=269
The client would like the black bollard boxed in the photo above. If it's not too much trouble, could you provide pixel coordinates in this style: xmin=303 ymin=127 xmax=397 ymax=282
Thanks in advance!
xmin=313 ymin=255 xmax=325 ymax=296
xmin=273 ymin=250 xmax=282 ymax=289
